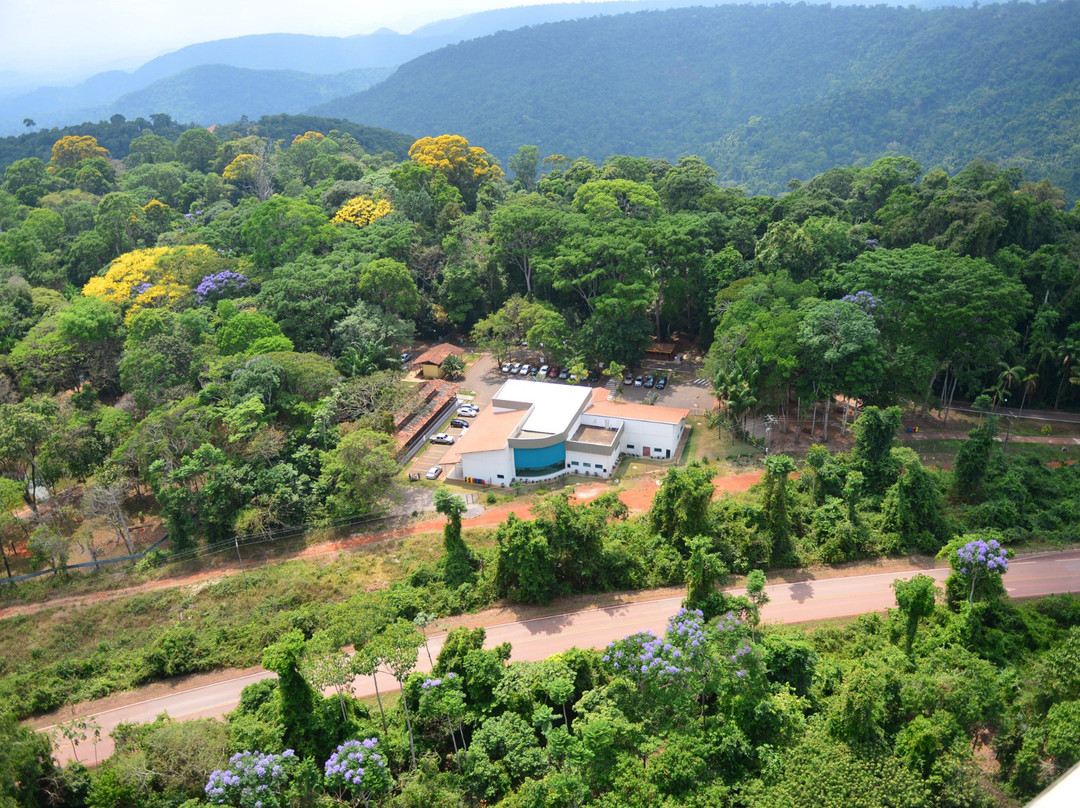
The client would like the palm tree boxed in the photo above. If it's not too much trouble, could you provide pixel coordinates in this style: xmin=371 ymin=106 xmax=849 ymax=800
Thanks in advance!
xmin=1017 ymin=372 xmax=1039 ymax=418
xmin=991 ymin=361 xmax=1025 ymax=410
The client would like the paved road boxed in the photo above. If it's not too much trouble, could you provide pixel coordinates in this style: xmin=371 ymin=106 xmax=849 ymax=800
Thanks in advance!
xmin=40 ymin=550 xmax=1080 ymax=766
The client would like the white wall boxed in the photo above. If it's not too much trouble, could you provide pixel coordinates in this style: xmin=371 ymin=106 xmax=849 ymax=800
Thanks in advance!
xmin=620 ymin=419 xmax=684 ymax=459
xmin=460 ymin=447 xmax=514 ymax=486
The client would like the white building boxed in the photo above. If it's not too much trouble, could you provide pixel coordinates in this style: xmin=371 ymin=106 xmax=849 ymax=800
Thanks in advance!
xmin=441 ymin=379 xmax=689 ymax=486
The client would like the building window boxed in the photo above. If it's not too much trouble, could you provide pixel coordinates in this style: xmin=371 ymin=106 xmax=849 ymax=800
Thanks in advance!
xmin=627 ymin=444 xmax=635 ymax=449
xmin=497 ymin=474 xmax=505 ymax=479
xmin=655 ymin=449 xmax=662 ymax=455
xmin=571 ymin=460 xmax=579 ymax=466
xmin=583 ymin=462 xmax=591 ymax=468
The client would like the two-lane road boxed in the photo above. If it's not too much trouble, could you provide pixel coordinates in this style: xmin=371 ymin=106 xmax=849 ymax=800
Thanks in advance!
xmin=38 ymin=550 xmax=1080 ymax=766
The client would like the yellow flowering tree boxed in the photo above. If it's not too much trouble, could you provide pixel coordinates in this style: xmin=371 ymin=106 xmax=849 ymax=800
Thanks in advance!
xmin=408 ymin=134 xmax=504 ymax=210
xmin=291 ymin=131 xmax=325 ymax=146
xmin=82 ymin=245 xmax=225 ymax=322
xmin=49 ymin=135 xmax=109 ymax=172
xmin=223 ymin=153 xmax=261 ymax=183
xmin=332 ymin=195 xmax=393 ymax=228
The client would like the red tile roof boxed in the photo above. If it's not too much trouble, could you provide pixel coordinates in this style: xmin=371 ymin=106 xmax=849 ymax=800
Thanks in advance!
xmin=411 ymin=343 xmax=466 ymax=367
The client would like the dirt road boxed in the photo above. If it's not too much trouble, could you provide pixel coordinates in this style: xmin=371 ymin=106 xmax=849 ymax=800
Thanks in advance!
xmin=35 ymin=549 xmax=1080 ymax=767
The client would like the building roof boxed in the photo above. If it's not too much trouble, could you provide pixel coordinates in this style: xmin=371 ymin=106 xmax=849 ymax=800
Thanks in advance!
xmin=411 ymin=343 xmax=465 ymax=367
xmin=586 ymin=387 xmax=690 ymax=424
xmin=440 ymin=408 xmax=528 ymax=465
xmin=494 ymin=379 xmax=592 ymax=435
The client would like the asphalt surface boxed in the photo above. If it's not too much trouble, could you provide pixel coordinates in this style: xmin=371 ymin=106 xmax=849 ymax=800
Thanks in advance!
xmin=39 ymin=549 xmax=1080 ymax=766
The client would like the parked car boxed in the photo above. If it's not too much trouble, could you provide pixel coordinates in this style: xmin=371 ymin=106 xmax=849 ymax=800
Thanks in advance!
xmin=529 ymin=365 xmax=540 ymax=376
xmin=568 ymin=373 xmax=578 ymax=383
xmin=519 ymin=363 xmax=531 ymax=376
xmin=511 ymin=361 xmax=522 ymax=373
xmin=538 ymin=364 xmax=550 ymax=376
xmin=548 ymin=365 xmax=560 ymax=378
xmin=430 ymin=433 xmax=455 ymax=445
xmin=558 ymin=368 xmax=570 ymax=380
xmin=501 ymin=362 xmax=512 ymax=373
xmin=450 ymin=418 xmax=469 ymax=428
xmin=401 ymin=352 xmax=412 ymax=364
xmin=425 ymin=466 xmax=443 ymax=480
xmin=656 ymin=376 xmax=667 ymax=390
xmin=623 ymin=373 xmax=634 ymax=386
xmin=588 ymin=369 xmax=601 ymax=383
xmin=456 ymin=407 xmax=478 ymax=417
xmin=644 ymin=375 xmax=655 ymax=388
xmin=634 ymin=375 xmax=644 ymax=387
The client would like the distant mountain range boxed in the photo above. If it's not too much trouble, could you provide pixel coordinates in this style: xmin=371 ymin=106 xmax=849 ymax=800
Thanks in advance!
xmin=314 ymin=1 xmax=1080 ymax=198
xmin=0 ymin=1 xmax=736 ymax=136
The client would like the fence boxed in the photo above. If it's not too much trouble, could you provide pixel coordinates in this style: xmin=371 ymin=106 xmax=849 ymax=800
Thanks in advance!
xmin=0 ymin=509 xmax=417 ymax=587
xmin=0 ymin=534 xmax=170 ymax=586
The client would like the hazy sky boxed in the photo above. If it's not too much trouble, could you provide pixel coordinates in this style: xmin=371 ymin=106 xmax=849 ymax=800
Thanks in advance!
xmin=1 ymin=0 xmax=619 ymax=82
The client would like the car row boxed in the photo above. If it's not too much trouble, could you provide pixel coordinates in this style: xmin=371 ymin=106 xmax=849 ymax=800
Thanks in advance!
xmin=499 ymin=363 xmax=603 ymax=384
xmin=622 ymin=373 xmax=668 ymax=389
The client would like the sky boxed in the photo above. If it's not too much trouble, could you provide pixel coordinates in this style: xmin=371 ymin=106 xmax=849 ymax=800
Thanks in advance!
xmin=0 ymin=0 xmax=620 ymax=84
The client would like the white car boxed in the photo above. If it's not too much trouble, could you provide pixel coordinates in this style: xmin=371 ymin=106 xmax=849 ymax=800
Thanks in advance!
xmin=457 ymin=406 xmax=478 ymax=417
xmin=425 ymin=465 xmax=443 ymax=480
xmin=538 ymin=364 xmax=550 ymax=376
xmin=430 ymin=433 xmax=455 ymax=445
xmin=518 ymin=363 xmax=531 ymax=376
xmin=501 ymin=362 xmax=512 ymax=373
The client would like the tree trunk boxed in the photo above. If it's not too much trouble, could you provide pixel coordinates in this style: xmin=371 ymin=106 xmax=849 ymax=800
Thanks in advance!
xmin=371 ymin=674 xmax=388 ymax=738
xmin=842 ymin=398 xmax=851 ymax=434
xmin=822 ymin=396 xmax=830 ymax=442
xmin=921 ymin=368 xmax=940 ymax=416
xmin=795 ymin=397 xmax=802 ymax=445
xmin=0 ymin=542 xmax=12 ymax=580
xmin=400 ymin=683 xmax=417 ymax=770
xmin=809 ymin=401 xmax=819 ymax=442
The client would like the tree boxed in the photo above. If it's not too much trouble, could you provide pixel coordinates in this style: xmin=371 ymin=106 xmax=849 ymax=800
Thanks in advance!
xmin=83 ymin=475 xmax=135 ymax=555
xmin=240 ymin=197 xmax=332 ymax=268
xmin=435 ymin=487 xmax=476 ymax=587
xmin=489 ymin=195 xmax=565 ymax=295
xmin=0 ymin=399 xmax=58 ymax=514
xmin=851 ymin=406 xmax=903 ymax=496
xmin=408 ymin=134 xmax=504 ymax=211
xmin=324 ymin=738 xmax=392 ymax=807
xmin=373 ymin=620 xmax=425 ymax=769
xmin=508 ymin=145 xmax=540 ymax=191
xmin=440 ymin=353 xmax=465 ymax=379
xmin=357 ymin=258 xmax=421 ymax=320
xmin=647 ymin=463 xmax=716 ymax=549
xmin=948 ymin=534 xmax=1010 ymax=604
xmin=494 ymin=514 xmax=557 ymax=604
xmin=745 ymin=570 xmax=770 ymax=637
xmin=332 ymin=195 xmax=394 ymax=229
xmin=319 ymin=428 xmax=398 ymax=518
xmin=175 ymin=128 xmax=220 ymax=172
xmin=49 ymin=135 xmax=109 ymax=171
xmin=892 ymin=574 xmax=938 ymax=653
xmin=262 ymin=630 xmax=319 ymax=758
xmin=760 ymin=454 xmax=798 ymax=564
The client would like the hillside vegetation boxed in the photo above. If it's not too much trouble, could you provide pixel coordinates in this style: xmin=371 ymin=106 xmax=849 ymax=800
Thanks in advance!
xmin=316 ymin=2 xmax=1080 ymax=198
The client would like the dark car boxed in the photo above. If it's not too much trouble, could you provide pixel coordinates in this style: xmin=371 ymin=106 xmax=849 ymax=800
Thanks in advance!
xmin=529 ymin=365 xmax=540 ymax=376
xmin=450 ymin=418 xmax=469 ymax=428
xmin=656 ymin=376 xmax=667 ymax=390
xmin=588 ymin=369 xmax=601 ymax=383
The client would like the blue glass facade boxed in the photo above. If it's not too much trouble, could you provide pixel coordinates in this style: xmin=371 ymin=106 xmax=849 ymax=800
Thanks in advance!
xmin=514 ymin=443 xmax=566 ymax=472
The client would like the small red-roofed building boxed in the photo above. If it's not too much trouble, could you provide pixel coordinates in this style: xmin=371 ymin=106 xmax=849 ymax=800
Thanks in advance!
xmin=440 ymin=379 xmax=689 ymax=486
xmin=410 ymin=343 xmax=466 ymax=379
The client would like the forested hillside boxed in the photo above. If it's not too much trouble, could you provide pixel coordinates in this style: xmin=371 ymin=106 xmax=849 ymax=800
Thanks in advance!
xmin=108 ymin=65 xmax=394 ymax=127
xmin=316 ymin=1 xmax=1080 ymax=199
xmin=2 ymin=113 xmax=1080 ymax=807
